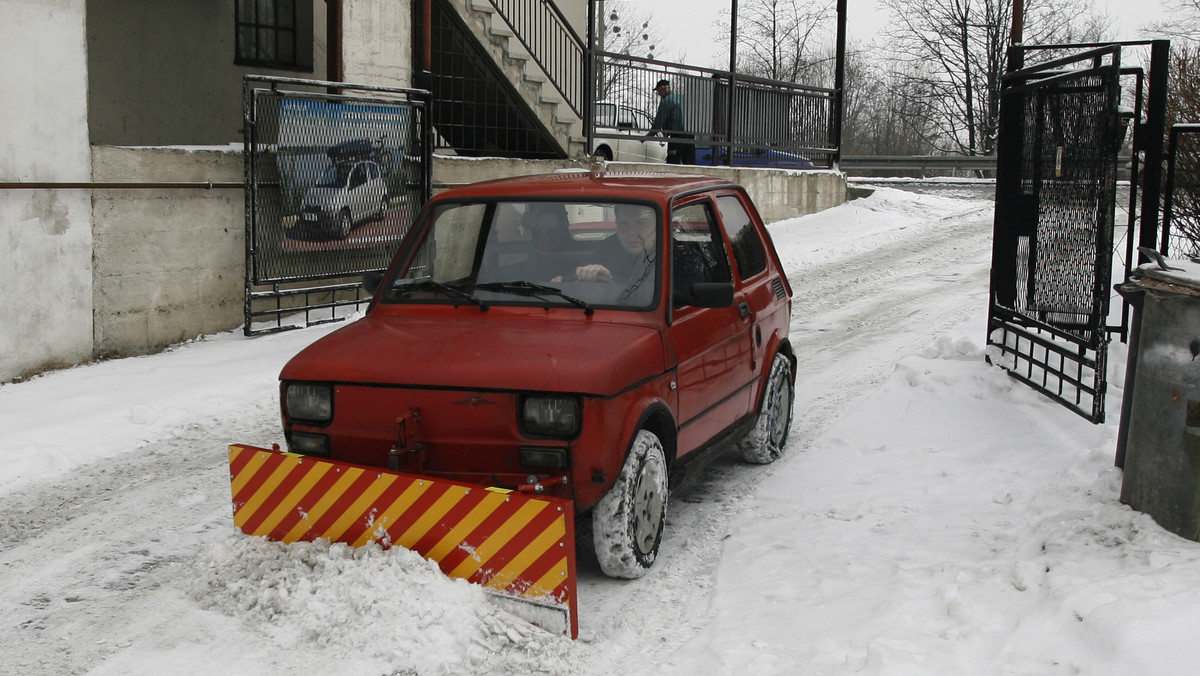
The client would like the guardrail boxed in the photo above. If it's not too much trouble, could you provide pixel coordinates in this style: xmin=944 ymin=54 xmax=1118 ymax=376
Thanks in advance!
xmin=841 ymin=155 xmax=997 ymax=173
xmin=841 ymin=155 xmax=1132 ymax=177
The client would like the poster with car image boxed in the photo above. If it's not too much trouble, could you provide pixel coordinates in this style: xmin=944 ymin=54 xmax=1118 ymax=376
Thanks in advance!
xmin=276 ymin=97 xmax=414 ymax=250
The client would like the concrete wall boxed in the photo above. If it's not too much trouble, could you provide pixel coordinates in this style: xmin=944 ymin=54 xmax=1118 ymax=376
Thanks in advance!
xmin=433 ymin=157 xmax=847 ymax=223
xmin=343 ymin=0 xmax=413 ymax=87
xmin=0 ymin=0 xmax=94 ymax=383
xmin=90 ymin=147 xmax=245 ymax=358
xmin=553 ymin=0 xmax=586 ymax=39
xmin=5 ymin=147 xmax=842 ymax=383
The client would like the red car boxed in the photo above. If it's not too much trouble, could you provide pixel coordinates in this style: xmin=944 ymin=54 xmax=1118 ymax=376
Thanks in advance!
xmin=278 ymin=171 xmax=795 ymax=578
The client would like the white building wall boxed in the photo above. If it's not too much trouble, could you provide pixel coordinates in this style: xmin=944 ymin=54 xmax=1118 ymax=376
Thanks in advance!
xmin=0 ymin=0 xmax=93 ymax=382
xmin=342 ymin=0 xmax=414 ymax=88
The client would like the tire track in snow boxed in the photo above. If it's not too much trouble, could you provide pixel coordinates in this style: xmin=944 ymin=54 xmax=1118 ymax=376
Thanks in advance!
xmin=576 ymin=203 xmax=995 ymax=674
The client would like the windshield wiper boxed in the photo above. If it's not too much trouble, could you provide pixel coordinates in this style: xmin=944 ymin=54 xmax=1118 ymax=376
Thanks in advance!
xmin=390 ymin=279 xmax=489 ymax=310
xmin=473 ymin=281 xmax=594 ymax=315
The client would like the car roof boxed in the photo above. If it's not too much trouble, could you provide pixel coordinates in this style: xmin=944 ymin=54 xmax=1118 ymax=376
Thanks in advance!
xmin=433 ymin=171 xmax=740 ymax=203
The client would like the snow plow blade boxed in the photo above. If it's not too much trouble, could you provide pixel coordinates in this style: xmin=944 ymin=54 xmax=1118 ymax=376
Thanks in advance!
xmin=227 ymin=444 xmax=578 ymax=638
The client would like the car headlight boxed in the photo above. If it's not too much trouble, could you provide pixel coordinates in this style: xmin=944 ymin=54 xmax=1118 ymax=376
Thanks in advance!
xmin=521 ymin=395 xmax=581 ymax=437
xmin=286 ymin=383 xmax=333 ymax=424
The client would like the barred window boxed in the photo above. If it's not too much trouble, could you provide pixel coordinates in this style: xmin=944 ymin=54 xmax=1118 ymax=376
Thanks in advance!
xmin=236 ymin=0 xmax=313 ymax=71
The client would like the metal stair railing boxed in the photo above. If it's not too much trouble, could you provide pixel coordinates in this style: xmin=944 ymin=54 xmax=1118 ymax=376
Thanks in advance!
xmin=485 ymin=0 xmax=585 ymax=117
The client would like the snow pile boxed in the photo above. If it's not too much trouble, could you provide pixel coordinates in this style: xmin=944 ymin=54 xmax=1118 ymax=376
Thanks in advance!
xmin=9 ymin=185 xmax=1200 ymax=675
xmin=654 ymin=328 xmax=1200 ymax=676
xmin=183 ymin=536 xmax=579 ymax=675
xmin=0 ymin=329 xmax=309 ymax=495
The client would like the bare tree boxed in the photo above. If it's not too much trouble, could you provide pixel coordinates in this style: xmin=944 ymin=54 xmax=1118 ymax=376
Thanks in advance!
xmin=1146 ymin=0 xmax=1200 ymax=42
xmin=714 ymin=0 xmax=835 ymax=85
xmin=1164 ymin=43 xmax=1200 ymax=254
xmin=805 ymin=42 xmax=935 ymax=156
xmin=878 ymin=0 xmax=1109 ymax=156
xmin=595 ymin=0 xmax=667 ymax=102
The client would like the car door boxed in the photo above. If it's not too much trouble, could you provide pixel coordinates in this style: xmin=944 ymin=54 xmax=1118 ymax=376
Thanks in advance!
xmin=346 ymin=162 xmax=368 ymax=222
xmin=713 ymin=191 xmax=785 ymax=377
xmin=613 ymin=105 xmax=639 ymax=161
xmin=635 ymin=110 xmax=667 ymax=163
xmin=667 ymin=197 xmax=756 ymax=455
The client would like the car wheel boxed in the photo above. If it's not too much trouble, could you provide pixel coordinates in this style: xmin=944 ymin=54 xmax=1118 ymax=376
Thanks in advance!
xmin=592 ymin=429 xmax=668 ymax=579
xmin=337 ymin=209 xmax=352 ymax=238
xmin=738 ymin=352 xmax=794 ymax=464
xmin=594 ymin=146 xmax=613 ymax=162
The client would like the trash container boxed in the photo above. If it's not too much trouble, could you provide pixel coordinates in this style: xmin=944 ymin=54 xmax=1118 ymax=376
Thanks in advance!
xmin=1116 ymin=257 xmax=1200 ymax=541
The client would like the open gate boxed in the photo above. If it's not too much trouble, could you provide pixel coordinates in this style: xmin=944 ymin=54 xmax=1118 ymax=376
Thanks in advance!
xmin=987 ymin=45 xmax=1127 ymax=423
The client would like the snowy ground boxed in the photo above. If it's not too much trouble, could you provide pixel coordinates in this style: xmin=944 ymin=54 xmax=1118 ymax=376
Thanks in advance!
xmin=4 ymin=186 xmax=1200 ymax=675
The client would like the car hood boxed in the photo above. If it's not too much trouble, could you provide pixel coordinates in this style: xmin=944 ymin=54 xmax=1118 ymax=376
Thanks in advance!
xmin=303 ymin=187 xmax=344 ymax=207
xmin=281 ymin=313 xmax=667 ymax=396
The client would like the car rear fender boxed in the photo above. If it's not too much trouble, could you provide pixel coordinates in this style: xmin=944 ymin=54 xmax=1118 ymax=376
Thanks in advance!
xmin=753 ymin=333 xmax=795 ymax=411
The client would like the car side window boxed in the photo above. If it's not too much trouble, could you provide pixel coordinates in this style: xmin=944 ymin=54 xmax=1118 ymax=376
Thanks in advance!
xmin=671 ymin=201 xmax=732 ymax=302
xmin=716 ymin=195 xmax=768 ymax=280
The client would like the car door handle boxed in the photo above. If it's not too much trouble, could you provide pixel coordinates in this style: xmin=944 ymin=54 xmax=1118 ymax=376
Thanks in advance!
xmin=738 ymin=302 xmax=752 ymax=319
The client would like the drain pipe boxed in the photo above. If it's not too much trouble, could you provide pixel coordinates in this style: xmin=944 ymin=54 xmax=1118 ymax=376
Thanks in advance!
xmin=328 ymin=0 xmax=344 ymax=84
xmin=0 ymin=182 xmax=242 ymax=190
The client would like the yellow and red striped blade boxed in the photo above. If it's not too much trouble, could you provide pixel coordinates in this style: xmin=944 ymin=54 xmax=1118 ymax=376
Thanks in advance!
xmin=228 ymin=444 xmax=578 ymax=638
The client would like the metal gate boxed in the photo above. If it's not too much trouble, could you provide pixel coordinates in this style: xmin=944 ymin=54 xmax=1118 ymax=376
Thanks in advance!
xmin=243 ymin=76 xmax=432 ymax=336
xmin=987 ymin=45 xmax=1126 ymax=423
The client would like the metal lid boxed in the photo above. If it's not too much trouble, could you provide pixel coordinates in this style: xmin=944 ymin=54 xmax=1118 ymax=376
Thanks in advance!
xmin=1132 ymin=252 xmax=1200 ymax=296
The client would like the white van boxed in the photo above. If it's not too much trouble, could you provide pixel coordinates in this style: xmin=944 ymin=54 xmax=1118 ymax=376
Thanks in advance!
xmin=592 ymin=101 xmax=667 ymax=163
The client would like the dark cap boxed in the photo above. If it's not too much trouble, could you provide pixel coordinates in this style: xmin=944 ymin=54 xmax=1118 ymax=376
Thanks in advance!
xmin=654 ymin=79 xmax=670 ymax=90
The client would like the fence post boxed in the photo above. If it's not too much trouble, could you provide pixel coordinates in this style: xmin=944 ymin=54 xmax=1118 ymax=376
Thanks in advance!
xmin=1142 ymin=39 xmax=1170 ymax=259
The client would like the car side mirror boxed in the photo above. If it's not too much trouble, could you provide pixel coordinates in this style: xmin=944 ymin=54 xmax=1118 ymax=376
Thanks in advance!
xmin=362 ymin=271 xmax=383 ymax=296
xmin=674 ymin=282 xmax=734 ymax=308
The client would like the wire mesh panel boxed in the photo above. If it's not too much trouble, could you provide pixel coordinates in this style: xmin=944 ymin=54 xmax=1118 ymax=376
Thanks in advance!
xmin=243 ymin=76 xmax=432 ymax=335
xmin=988 ymin=46 xmax=1124 ymax=423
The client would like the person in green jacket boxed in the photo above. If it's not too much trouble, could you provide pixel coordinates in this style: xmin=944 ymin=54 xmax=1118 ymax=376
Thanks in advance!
xmin=650 ymin=79 xmax=694 ymax=164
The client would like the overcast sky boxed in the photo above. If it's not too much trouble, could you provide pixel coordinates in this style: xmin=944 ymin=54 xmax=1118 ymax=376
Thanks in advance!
xmin=639 ymin=0 xmax=1168 ymax=69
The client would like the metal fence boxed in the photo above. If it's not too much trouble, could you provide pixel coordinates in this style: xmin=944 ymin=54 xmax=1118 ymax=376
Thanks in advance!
xmin=489 ymin=0 xmax=585 ymax=116
xmin=1163 ymin=124 xmax=1200 ymax=258
xmin=591 ymin=52 xmax=839 ymax=168
xmin=422 ymin=0 xmax=565 ymax=159
xmin=243 ymin=76 xmax=432 ymax=336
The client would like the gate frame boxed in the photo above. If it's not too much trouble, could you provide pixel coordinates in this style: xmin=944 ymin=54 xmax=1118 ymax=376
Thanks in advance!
xmin=1162 ymin=123 xmax=1200 ymax=257
xmin=986 ymin=42 xmax=1171 ymax=424
xmin=242 ymin=75 xmax=433 ymax=336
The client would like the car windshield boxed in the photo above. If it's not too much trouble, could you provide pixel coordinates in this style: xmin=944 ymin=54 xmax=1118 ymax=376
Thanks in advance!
xmin=381 ymin=200 xmax=661 ymax=310
xmin=315 ymin=163 xmax=353 ymax=188
xmin=594 ymin=103 xmax=617 ymax=127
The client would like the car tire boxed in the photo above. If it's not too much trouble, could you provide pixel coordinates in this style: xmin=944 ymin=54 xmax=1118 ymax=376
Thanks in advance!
xmin=594 ymin=146 xmax=613 ymax=162
xmin=738 ymin=352 xmax=794 ymax=464
xmin=337 ymin=209 xmax=352 ymax=238
xmin=592 ymin=429 xmax=668 ymax=579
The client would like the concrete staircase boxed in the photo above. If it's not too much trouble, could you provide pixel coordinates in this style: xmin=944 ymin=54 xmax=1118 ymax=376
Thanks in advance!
xmin=445 ymin=0 xmax=587 ymax=159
